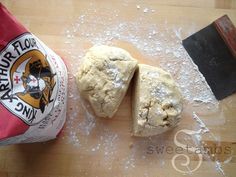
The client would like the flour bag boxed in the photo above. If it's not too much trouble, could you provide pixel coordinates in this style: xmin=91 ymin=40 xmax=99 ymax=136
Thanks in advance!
xmin=0 ymin=3 xmax=68 ymax=145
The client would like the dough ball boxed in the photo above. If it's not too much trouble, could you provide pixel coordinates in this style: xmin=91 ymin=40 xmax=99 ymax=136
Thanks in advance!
xmin=76 ymin=45 xmax=138 ymax=118
xmin=132 ymin=64 xmax=183 ymax=137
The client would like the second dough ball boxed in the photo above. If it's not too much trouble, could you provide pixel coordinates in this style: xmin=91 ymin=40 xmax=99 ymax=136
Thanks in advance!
xmin=76 ymin=45 xmax=138 ymax=118
xmin=132 ymin=64 xmax=183 ymax=137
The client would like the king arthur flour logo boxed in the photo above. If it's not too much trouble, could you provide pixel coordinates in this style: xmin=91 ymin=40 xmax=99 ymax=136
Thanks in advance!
xmin=0 ymin=33 xmax=58 ymax=125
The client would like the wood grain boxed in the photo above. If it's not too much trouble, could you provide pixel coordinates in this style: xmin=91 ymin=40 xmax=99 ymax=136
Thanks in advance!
xmin=0 ymin=0 xmax=236 ymax=177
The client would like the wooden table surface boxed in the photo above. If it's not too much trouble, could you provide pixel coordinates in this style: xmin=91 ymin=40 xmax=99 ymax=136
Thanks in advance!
xmin=0 ymin=0 xmax=236 ymax=177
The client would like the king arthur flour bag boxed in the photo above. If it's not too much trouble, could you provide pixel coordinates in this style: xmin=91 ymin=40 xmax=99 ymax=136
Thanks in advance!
xmin=0 ymin=3 xmax=68 ymax=145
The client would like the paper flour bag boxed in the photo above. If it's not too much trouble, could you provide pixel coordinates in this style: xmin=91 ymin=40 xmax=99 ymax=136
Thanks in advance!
xmin=0 ymin=3 xmax=68 ymax=145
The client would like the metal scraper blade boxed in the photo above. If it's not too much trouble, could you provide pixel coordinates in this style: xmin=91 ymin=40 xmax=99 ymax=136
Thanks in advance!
xmin=182 ymin=16 xmax=236 ymax=100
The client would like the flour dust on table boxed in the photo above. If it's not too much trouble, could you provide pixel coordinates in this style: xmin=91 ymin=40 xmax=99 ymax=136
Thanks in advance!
xmin=61 ymin=2 xmax=229 ymax=176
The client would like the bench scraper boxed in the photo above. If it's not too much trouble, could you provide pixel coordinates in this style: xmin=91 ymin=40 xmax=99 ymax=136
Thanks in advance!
xmin=182 ymin=15 xmax=236 ymax=100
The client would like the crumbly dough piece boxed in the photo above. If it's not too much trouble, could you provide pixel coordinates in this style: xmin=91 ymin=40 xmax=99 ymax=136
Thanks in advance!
xmin=132 ymin=64 xmax=183 ymax=137
xmin=76 ymin=45 xmax=138 ymax=118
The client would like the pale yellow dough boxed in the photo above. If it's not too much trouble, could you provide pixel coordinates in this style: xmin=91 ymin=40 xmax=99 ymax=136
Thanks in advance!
xmin=132 ymin=64 xmax=183 ymax=137
xmin=76 ymin=45 xmax=138 ymax=118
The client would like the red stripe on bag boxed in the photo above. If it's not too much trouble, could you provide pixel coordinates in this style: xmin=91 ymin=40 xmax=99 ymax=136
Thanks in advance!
xmin=0 ymin=3 xmax=27 ymax=51
xmin=0 ymin=4 xmax=29 ymax=140
xmin=0 ymin=104 xmax=29 ymax=139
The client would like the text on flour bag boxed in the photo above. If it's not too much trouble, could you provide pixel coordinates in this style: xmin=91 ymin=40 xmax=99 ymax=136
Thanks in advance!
xmin=0 ymin=3 xmax=68 ymax=145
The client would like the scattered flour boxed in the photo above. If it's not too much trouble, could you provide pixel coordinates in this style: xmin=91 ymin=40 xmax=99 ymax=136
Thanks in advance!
xmin=64 ymin=10 xmax=218 ymax=106
xmin=60 ymin=2 xmax=227 ymax=176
